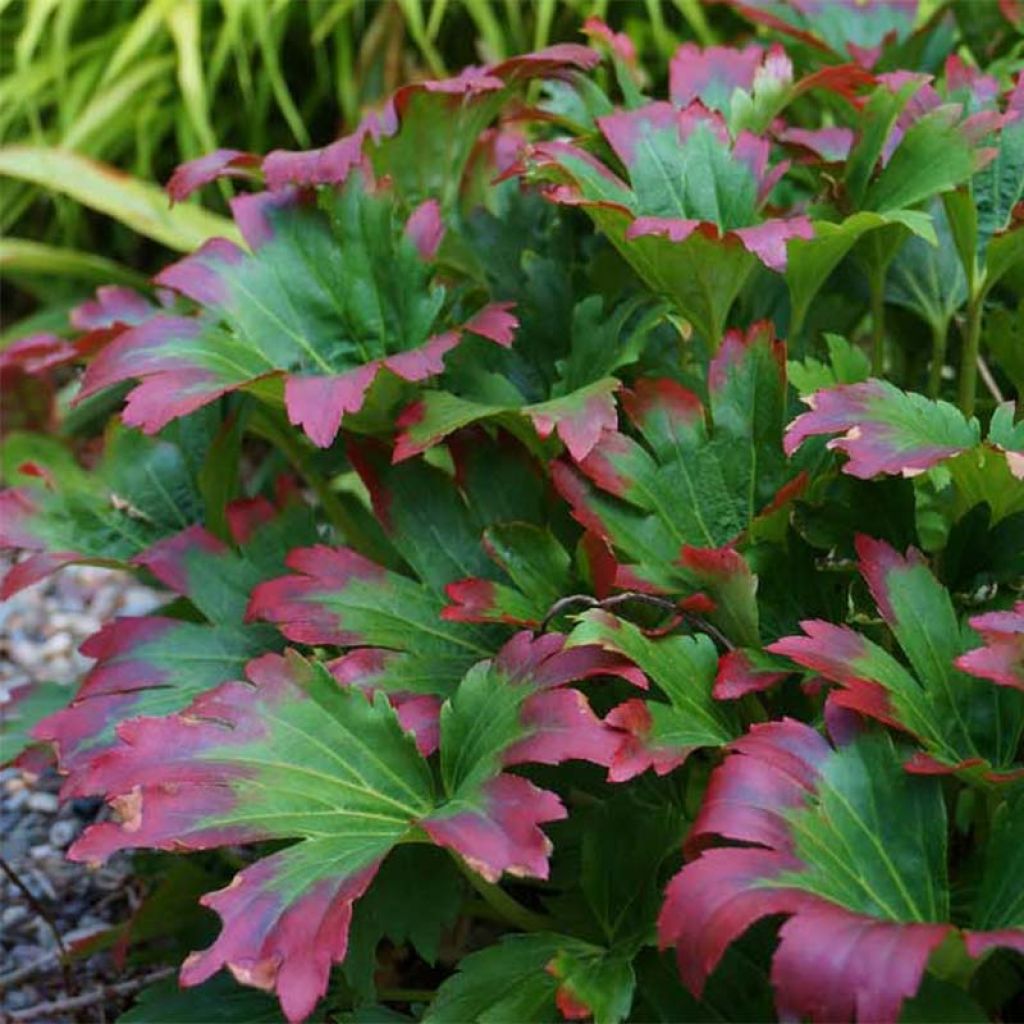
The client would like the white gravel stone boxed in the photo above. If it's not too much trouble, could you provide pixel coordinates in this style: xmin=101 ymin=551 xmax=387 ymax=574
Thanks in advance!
xmin=27 ymin=792 xmax=59 ymax=813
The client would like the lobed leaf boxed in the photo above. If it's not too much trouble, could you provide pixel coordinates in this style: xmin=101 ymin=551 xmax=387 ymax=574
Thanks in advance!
xmin=784 ymin=379 xmax=981 ymax=478
xmin=77 ymin=172 xmax=516 ymax=447
xmin=0 ymin=427 xmax=203 ymax=597
xmin=553 ymin=321 xmax=798 ymax=644
xmin=71 ymin=632 xmax=640 ymax=1021
xmin=660 ymin=720 xmax=1024 ymax=1023
xmin=35 ymin=498 xmax=311 ymax=789
xmin=568 ymin=610 xmax=738 ymax=781
xmin=769 ymin=535 xmax=1024 ymax=776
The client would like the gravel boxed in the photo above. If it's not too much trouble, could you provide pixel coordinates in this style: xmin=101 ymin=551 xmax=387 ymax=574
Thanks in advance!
xmin=1 ymin=564 xmax=172 ymax=1022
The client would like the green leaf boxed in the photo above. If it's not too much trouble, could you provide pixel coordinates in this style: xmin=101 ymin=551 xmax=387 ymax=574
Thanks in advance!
xmin=427 ymin=933 xmax=634 ymax=1024
xmin=986 ymin=301 xmax=1024 ymax=396
xmin=785 ymin=210 xmax=935 ymax=338
xmin=899 ymin=976 xmax=988 ymax=1024
xmin=0 ymin=146 xmax=239 ymax=251
xmin=788 ymin=334 xmax=871 ymax=396
xmin=118 ymin=972 xmax=286 ymax=1023
xmin=548 ymin=793 xmax=684 ymax=951
xmin=568 ymin=610 xmax=738 ymax=780
xmin=885 ymin=199 xmax=967 ymax=332
xmin=344 ymin=846 xmax=464 ymax=1001
xmin=865 ymin=107 xmax=989 ymax=214
xmin=970 ymin=791 xmax=1024 ymax=936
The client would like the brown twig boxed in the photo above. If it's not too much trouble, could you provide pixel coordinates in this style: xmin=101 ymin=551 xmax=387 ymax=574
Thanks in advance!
xmin=0 ymin=952 xmax=60 ymax=994
xmin=6 ymin=966 xmax=175 ymax=1022
xmin=0 ymin=854 xmax=75 ymax=998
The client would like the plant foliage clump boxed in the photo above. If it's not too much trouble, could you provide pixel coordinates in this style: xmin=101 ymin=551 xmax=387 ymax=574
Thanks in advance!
xmin=2 ymin=3 xmax=1024 ymax=1022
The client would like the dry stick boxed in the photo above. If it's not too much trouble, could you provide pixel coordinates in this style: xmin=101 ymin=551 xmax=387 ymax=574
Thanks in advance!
xmin=0 ymin=854 xmax=75 ymax=998
xmin=6 ymin=966 xmax=175 ymax=1022
xmin=976 ymin=354 xmax=1006 ymax=405
xmin=0 ymin=952 xmax=60 ymax=994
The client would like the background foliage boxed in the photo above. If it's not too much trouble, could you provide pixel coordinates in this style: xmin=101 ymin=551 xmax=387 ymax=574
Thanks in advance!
xmin=1 ymin=1 xmax=1024 ymax=1023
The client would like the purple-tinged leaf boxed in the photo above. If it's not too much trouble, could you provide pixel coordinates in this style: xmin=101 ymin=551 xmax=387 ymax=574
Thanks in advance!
xmin=784 ymin=379 xmax=981 ymax=478
xmin=443 ymin=523 xmax=574 ymax=629
xmin=0 ymin=428 xmax=203 ymax=597
xmin=582 ymin=16 xmax=637 ymax=70
xmin=713 ymin=649 xmax=790 ymax=700
xmin=550 ymin=323 xmax=795 ymax=644
xmin=35 ymin=501 xmax=310 ymax=790
xmin=519 ymin=107 xmax=805 ymax=343
xmin=718 ymin=0 xmax=919 ymax=69
xmin=166 ymin=149 xmax=261 ymax=203
xmin=69 ymin=651 xmax=434 ymax=1023
xmin=68 ymin=627 xmax=640 ymax=1018
xmin=567 ymin=610 xmax=737 ymax=782
xmin=0 ymin=334 xmax=79 ymax=435
xmin=957 ymin=603 xmax=1024 ymax=691
xmin=396 ymin=295 xmax=658 ymax=463
xmin=423 ymin=631 xmax=640 ymax=879
xmin=669 ymin=43 xmax=776 ymax=111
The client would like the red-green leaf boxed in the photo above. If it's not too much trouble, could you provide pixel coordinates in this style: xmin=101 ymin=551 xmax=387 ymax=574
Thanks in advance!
xmin=70 ymin=631 xmax=636 ymax=1020
xmin=36 ymin=499 xmax=312 ymax=789
xmin=722 ymin=0 xmax=918 ymax=68
xmin=77 ymin=172 xmax=516 ymax=447
xmin=769 ymin=535 xmax=1024 ymax=776
xmin=553 ymin=322 xmax=797 ymax=644
xmin=784 ymin=379 xmax=981 ymax=478
xmin=660 ymin=720 xmax=1024 ymax=1023
xmin=520 ymin=106 xmax=810 ymax=343
xmin=0 ymin=427 xmax=203 ymax=597
xmin=956 ymin=602 xmax=1024 ymax=691
xmin=567 ymin=610 xmax=737 ymax=781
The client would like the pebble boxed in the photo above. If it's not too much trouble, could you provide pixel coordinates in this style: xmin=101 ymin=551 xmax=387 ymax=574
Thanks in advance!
xmin=48 ymin=819 xmax=79 ymax=848
xmin=2 ymin=905 xmax=28 ymax=928
xmin=5 ymin=789 xmax=29 ymax=811
xmin=2 ymin=561 xmax=169 ymax=1018
xmin=27 ymin=792 xmax=58 ymax=813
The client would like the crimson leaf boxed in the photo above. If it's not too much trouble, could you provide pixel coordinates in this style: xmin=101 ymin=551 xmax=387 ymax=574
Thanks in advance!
xmin=71 ymin=632 xmax=633 ymax=1022
xmin=769 ymin=535 xmax=1024 ymax=777
xmin=660 ymin=720 xmax=1024 ymax=1023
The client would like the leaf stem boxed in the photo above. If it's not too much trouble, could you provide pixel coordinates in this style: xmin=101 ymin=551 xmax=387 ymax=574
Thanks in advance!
xmin=927 ymin=321 xmax=947 ymax=398
xmin=868 ymin=266 xmax=886 ymax=376
xmin=452 ymin=857 xmax=552 ymax=933
xmin=957 ymin=294 xmax=983 ymax=417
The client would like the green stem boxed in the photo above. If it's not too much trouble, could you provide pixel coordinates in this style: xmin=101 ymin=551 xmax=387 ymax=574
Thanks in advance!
xmin=453 ymin=856 xmax=552 ymax=933
xmin=957 ymin=294 xmax=983 ymax=417
xmin=869 ymin=267 xmax=886 ymax=376
xmin=927 ymin=320 xmax=947 ymax=398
